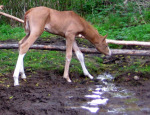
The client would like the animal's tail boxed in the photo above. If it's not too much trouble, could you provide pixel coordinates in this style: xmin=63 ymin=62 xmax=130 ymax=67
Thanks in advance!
xmin=24 ymin=10 xmax=31 ymax=35
xmin=18 ymin=10 xmax=31 ymax=46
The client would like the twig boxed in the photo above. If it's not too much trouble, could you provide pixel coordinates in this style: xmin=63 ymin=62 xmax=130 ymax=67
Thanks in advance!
xmin=0 ymin=11 xmax=24 ymax=23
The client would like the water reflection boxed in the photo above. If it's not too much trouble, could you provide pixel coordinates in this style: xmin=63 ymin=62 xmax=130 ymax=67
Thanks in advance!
xmin=67 ymin=73 xmax=143 ymax=114
xmin=81 ymin=73 xmax=136 ymax=113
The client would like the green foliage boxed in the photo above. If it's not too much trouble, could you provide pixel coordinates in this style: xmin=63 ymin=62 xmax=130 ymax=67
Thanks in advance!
xmin=0 ymin=0 xmax=149 ymax=25
xmin=0 ymin=24 xmax=25 ymax=41
xmin=107 ymin=24 xmax=150 ymax=41
xmin=0 ymin=24 xmax=54 ymax=41
xmin=112 ymin=55 xmax=150 ymax=77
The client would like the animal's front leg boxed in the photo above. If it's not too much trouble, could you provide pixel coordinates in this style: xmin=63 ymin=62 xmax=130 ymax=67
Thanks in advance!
xmin=63 ymin=34 xmax=75 ymax=82
xmin=13 ymin=54 xmax=25 ymax=86
xmin=73 ymin=42 xmax=93 ymax=79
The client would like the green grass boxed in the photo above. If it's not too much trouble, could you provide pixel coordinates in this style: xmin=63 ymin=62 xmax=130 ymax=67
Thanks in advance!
xmin=0 ymin=25 xmax=25 ymax=41
xmin=0 ymin=24 xmax=54 ymax=41
xmin=0 ymin=49 xmax=102 ymax=76
xmin=94 ymin=24 xmax=150 ymax=41
xmin=121 ymin=63 xmax=150 ymax=74
xmin=112 ymin=55 xmax=150 ymax=77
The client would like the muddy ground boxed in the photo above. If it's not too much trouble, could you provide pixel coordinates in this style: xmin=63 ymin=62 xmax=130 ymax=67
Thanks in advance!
xmin=0 ymin=36 xmax=150 ymax=115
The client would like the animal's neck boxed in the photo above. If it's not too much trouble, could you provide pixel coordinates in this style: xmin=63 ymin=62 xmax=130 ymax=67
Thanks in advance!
xmin=82 ymin=22 xmax=103 ymax=44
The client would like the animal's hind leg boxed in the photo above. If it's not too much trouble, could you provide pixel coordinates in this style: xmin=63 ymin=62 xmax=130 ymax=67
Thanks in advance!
xmin=13 ymin=54 xmax=25 ymax=86
xmin=19 ymin=33 xmax=30 ymax=46
xmin=13 ymin=31 xmax=43 ymax=86
xmin=19 ymin=55 xmax=26 ymax=79
xmin=17 ymin=34 xmax=30 ymax=79
xmin=73 ymin=41 xmax=93 ymax=79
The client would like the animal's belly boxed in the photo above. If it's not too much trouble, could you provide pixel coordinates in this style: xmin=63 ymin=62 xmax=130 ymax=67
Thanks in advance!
xmin=44 ymin=24 xmax=65 ymax=37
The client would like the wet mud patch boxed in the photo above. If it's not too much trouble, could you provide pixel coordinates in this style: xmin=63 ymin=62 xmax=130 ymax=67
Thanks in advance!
xmin=0 ymin=70 xmax=97 ymax=115
xmin=0 ymin=70 xmax=150 ymax=115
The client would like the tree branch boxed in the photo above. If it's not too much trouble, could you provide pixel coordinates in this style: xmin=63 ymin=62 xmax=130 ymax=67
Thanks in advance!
xmin=0 ymin=11 xmax=24 ymax=23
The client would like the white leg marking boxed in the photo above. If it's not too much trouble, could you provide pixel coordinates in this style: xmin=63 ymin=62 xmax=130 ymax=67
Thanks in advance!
xmin=75 ymin=51 xmax=93 ymax=79
xmin=13 ymin=54 xmax=25 ymax=86
xmin=20 ymin=58 xmax=26 ymax=79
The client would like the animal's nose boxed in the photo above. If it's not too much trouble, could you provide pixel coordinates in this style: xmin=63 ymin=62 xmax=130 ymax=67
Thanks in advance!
xmin=108 ymin=50 xmax=112 ymax=56
xmin=106 ymin=49 xmax=112 ymax=56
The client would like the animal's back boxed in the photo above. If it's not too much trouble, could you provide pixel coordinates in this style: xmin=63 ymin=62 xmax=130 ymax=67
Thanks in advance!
xmin=24 ymin=6 xmax=90 ymax=36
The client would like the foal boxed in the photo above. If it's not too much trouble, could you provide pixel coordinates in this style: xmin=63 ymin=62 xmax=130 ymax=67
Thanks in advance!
xmin=13 ymin=6 xmax=111 ymax=86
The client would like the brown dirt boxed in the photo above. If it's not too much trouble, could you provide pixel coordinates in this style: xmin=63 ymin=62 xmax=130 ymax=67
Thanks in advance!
xmin=0 ymin=71 xmax=96 ymax=115
xmin=0 ymin=70 xmax=150 ymax=115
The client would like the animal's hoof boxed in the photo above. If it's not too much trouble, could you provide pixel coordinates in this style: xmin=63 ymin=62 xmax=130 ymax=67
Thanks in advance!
xmin=22 ymin=78 xmax=27 ymax=82
xmin=14 ymin=77 xmax=19 ymax=86
xmin=14 ymin=83 xmax=19 ymax=86
xmin=85 ymin=74 xmax=93 ymax=79
xmin=64 ymin=77 xmax=72 ymax=82
xmin=63 ymin=75 xmax=72 ymax=82
xmin=89 ymin=75 xmax=94 ymax=79
xmin=90 ymin=77 xmax=94 ymax=79
xmin=67 ymin=79 xmax=72 ymax=82
xmin=21 ymin=74 xmax=26 ymax=79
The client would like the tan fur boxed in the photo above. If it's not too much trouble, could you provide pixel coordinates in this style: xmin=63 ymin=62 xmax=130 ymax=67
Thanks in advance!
xmin=18 ymin=6 xmax=111 ymax=82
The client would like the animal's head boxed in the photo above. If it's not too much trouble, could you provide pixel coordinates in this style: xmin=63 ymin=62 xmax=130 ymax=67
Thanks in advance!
xmin=95 ymin=35 xmax=111 ymax=56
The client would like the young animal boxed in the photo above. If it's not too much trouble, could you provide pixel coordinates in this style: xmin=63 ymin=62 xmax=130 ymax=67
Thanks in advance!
xmin=13 ymin=6 xmax=111 ymax=86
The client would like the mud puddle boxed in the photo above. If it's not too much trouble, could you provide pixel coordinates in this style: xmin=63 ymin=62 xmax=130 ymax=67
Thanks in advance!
xmin=67 ymin=73 xmax=150 ymax=114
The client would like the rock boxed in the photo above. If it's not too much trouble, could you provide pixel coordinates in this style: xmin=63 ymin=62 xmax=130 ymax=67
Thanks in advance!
xmin=134 ymin=76 xmax=139 ymax=80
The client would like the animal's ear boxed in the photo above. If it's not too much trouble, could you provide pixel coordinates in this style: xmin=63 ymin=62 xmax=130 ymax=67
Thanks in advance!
xmin=102 ymin=34 xmax=108 ymax=42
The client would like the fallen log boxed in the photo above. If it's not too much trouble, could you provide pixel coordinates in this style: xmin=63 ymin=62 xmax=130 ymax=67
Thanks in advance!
xmin=0 ymin=10 xmax=150 ymax=47
xmin=0 ymin=44 xmax=150 ymax=56
xmin=106 ymin=39 xmax=150 ymax=47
